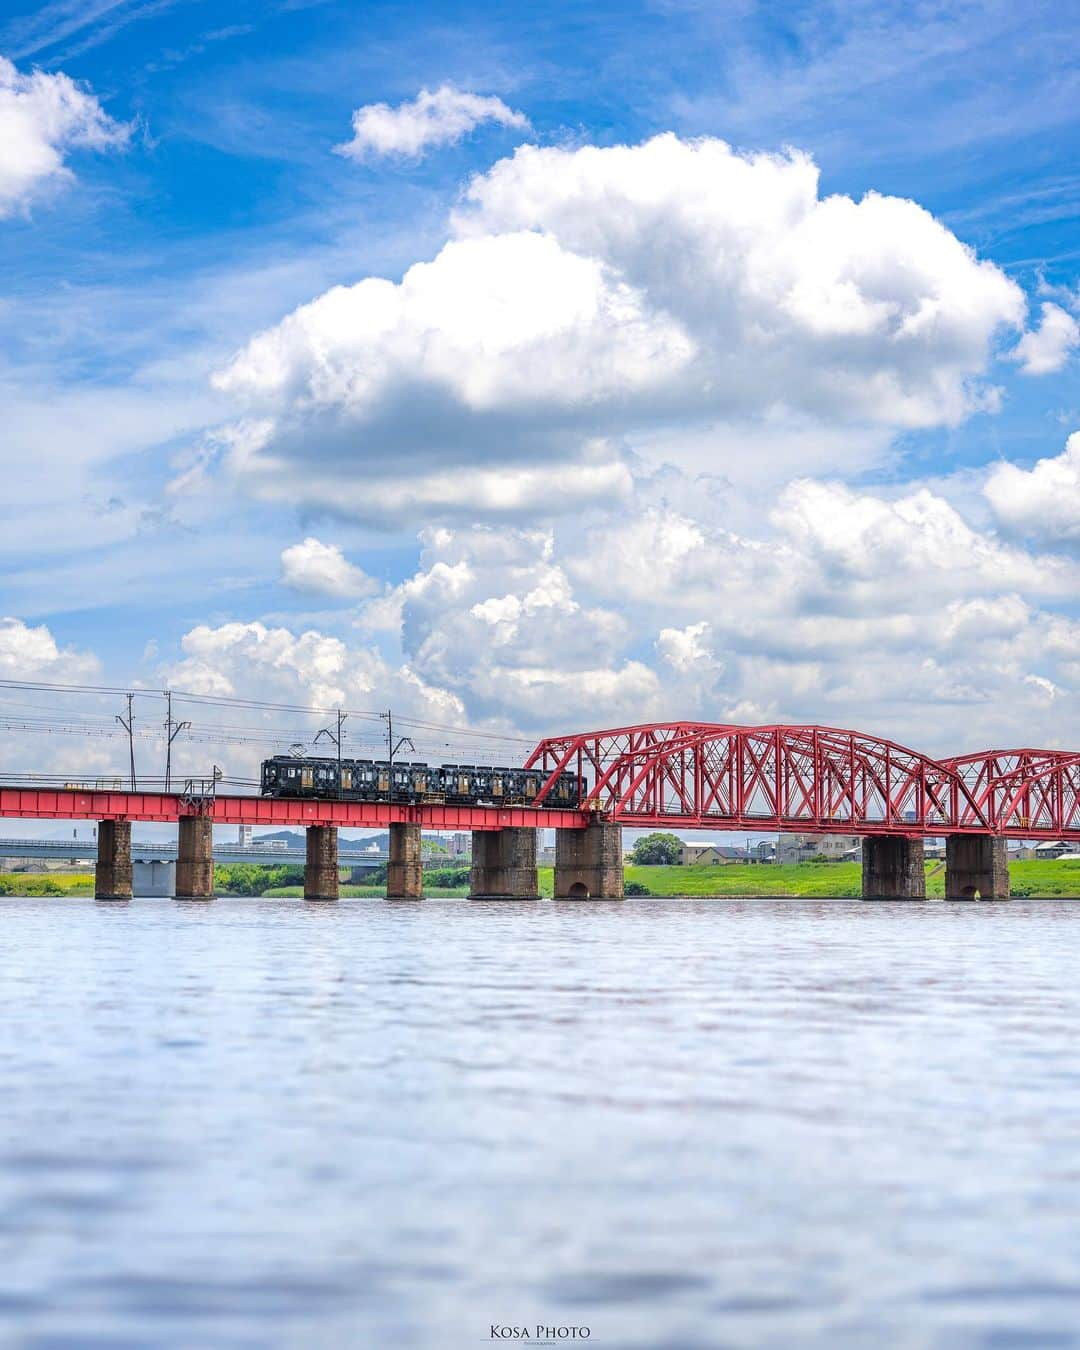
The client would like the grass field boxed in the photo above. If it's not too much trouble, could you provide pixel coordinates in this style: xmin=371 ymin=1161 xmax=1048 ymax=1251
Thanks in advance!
xmin=7 ymin=860 xmax=1080 ymax=898
xmin=0 ymin=871 xmax=96 ymax=896
xmin=249 ymin=859 xmax=1080 ymax=899
xmin=624 ymin=860 xmax=1080 ymax=898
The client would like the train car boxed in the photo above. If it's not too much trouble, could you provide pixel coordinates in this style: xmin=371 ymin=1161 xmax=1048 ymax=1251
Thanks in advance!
xmin=441 ymin=764 xmax=475 ymax=805
xmin=550 ymin=770 xmax=581 ymax=807
xmin=261 ymin=755 xmax=341 ymax=798
xmin=260 ymin=754 xmax=584 ymax=807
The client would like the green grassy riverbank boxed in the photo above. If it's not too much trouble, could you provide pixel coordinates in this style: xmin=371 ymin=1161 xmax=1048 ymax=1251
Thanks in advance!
xmin=6 ymin=859 xmax=1080 ymax=898
xmin=246 ymin=858 xmax=1080 ymax=898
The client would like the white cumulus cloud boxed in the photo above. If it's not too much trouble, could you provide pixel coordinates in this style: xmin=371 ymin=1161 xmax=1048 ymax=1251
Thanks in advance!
xmin=454 ymin=135 xmax=1024 ymax=426
xmin=985 ymin=431 xmax=1080 ymax=543
xmin=213 ymin=133 xmax=1025 ymax=526
xmin=335 ymin=84 xmax=528 ymax=160
xmin=0 ymin=56 xmax=128 ymax=217
xmin=168 ymin=621 xmax=464 ymax=724
xmin=656 ymin=621 xmax=723 ymax=676
xmin=0 ymin=615 xmax=99 ymax=678
xmin=1011 ymin=301 xmax=1080 ymax=375
xmin=280 ymin=537 xmax=379 ymax=599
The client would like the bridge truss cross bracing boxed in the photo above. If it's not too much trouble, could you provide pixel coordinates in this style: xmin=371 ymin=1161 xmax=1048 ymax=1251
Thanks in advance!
xmin=525 ymin=724 xmax=1080 ymax=839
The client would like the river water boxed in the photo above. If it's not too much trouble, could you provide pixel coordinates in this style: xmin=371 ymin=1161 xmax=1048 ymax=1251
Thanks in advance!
xmin=2 ymin=895 xmax=1080 ymax=1348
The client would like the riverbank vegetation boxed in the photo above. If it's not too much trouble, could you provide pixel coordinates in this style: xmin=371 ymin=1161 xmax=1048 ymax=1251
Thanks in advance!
xmin=0 ymin=872 xmax=95 ymax=896
xmin=5 ymin=859 xmax=1080 ymax=898
xmin=267 ymin=860 xmax=1080 ymax=899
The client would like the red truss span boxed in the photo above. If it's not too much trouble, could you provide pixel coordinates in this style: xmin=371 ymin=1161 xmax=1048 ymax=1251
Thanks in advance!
xmin=943 ymin=750 xmax=1080 ymax=836
xmin=526 ymin=723 xmax=1080 ymax=839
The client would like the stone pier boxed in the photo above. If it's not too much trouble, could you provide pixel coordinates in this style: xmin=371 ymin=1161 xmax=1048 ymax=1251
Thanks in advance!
xmin=95 ymin=819 xmax=132 ymax=901
xmin=387 ymin=822 xmax=424 ymax=900
xmin=554 ymin=820 xmax=624 ymax=900
xmin=861 ymin=835 xmax=926 ymax=900
xmin=176 ymin=815 xmax=214 ymax=900
xmin=945 ymin=835 xmax=1010 ymax=900
xmin=469 ymin=827 xmax=540 ymax=900
xmin=305 ymin=825 xmax=339 ymax=901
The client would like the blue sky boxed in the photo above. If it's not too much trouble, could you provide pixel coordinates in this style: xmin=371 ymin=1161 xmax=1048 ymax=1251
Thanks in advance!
xmin=2 ymin=0 xmax=1080 ymax=779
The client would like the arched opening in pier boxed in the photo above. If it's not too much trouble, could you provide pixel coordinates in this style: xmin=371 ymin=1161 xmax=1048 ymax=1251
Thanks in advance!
xmin=567 ymin=881 xmax=589 ymax=899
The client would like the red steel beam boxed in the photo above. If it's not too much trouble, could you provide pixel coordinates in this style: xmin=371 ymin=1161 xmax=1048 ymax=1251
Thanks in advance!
xmin=0 ymin=787 xmax=591 ymax=830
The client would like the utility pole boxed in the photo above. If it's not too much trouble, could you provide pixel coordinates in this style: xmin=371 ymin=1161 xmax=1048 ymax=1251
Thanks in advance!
xmin=314 ymin=709 xmax=347 ymax=797
xmin=380 ymin=708 xmax=414 ymax=807
xmin=164 ymin=690 xmax=191 ymax=793
xmin=116 ymin=692 xmax=136 ymax=790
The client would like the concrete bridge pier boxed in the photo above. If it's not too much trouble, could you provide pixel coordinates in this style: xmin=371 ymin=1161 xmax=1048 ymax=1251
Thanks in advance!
xmin=176 ymin=816 xmax=214 ymax=900
xmin=945 ymin=835 xmax=1010 ymax=900
xmin=134 ymin=860 xmax=175 ymax=898
xmin=305 ymin=825 xmax=339 ymax=901
xmin=469 ymin=827 xmax=540 ymax=900
xmin=387 ymin=822 xmax=424 ymax=899
xmin=554 ymin=820 xmax=624 ymax=900
xmin=95 ymin=819 xmax=133 ymax=900
xmin=862 ymin=835 xmax=926 ymax=900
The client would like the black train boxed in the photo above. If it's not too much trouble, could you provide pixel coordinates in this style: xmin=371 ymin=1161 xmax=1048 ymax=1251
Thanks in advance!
xmin=260 ymin=755 xmax=582 ymax=807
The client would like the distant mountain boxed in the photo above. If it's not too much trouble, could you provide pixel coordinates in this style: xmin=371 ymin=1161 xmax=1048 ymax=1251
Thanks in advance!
xmin=255 ymin=829 xmax=388 ymax=850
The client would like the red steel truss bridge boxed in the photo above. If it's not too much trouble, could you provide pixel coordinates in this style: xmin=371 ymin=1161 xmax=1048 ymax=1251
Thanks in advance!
xmin=1 ymin=723 xmax=1079 ymax=837
xmin=525 ymin=723 xmax=1080 ymax=839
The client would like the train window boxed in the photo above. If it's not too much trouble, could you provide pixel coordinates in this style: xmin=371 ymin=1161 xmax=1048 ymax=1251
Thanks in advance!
xmin=301 ymin=768 xmax=313 ymax=790
xmin=341 ymin=769 xmax=352 ymax=790
xmin=492 ymin=775 xmax=503 ymax=795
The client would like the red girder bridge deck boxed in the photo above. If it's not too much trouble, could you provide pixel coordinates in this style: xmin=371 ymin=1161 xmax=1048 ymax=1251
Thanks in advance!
xmin=4 ymin=722 xmax=1080 ymax=838
xmin=0 ymin=788 xmax=590 ymax=831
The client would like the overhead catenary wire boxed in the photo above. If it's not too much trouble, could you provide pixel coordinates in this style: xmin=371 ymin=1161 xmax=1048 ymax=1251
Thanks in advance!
xmin=0 ymin=674 xmax=554 ymax=779
xmin=0 ymin=677 xmax=539 ymax=742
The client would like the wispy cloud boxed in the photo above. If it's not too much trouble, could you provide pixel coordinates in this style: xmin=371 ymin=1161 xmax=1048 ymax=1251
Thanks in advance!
xmin=2 ymin=0 xmax=185 ymax=62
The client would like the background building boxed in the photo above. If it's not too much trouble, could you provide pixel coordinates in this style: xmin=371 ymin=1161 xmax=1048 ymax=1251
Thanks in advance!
xmin=776 ymin=834 xmax=862 ymax=864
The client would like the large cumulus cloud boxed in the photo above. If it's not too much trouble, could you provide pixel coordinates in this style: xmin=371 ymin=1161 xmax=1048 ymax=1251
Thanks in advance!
xmin=330 ymin=480 xmax=1080 ymax=752
xmin=211 ymin=133 xmax=1026 ymax=525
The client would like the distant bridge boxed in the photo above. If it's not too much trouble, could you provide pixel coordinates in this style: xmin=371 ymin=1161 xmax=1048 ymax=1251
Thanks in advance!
xmin=0 ymin=838 xmax=389 ymax=868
